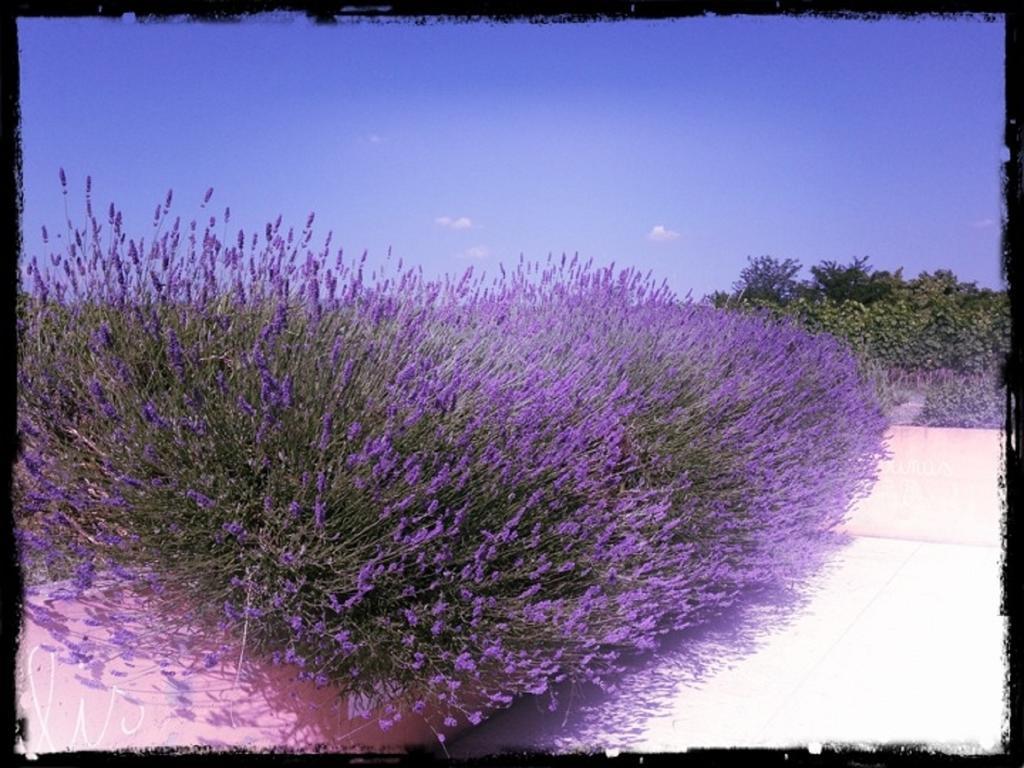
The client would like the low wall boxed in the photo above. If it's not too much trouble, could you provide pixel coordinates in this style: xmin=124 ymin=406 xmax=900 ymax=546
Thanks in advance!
xmin=840 ymin=425 xmax=1004 ymax=547
xmin=15 ymin=582 xmax=463 ymax=755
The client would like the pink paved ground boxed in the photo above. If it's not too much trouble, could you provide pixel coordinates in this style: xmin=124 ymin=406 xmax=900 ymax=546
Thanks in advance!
xmin=839 ymin=426 xmax=1003 ymax=547
xmin=15 ymin=583 xmax=457 ymax=754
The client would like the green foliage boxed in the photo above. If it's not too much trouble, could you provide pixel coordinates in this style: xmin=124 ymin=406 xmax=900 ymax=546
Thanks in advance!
xmin=708 ymin=259 xmax=1009 ymax=428
xmin=706 ymin=290 xmax=732 ymax=309
xmin=920 ymin=371 xmax=1005 ymax=429
xmin=802 ymin=257 xmax=902 ymax=305
xmin=857 ymin=358 xmax=906 ymax=416
xmin=732 ymin=255 xmax=803 ymax=306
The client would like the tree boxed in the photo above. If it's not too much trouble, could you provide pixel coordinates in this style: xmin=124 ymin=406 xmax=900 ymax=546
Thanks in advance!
xmin=805 ymin=256 xmax=901 ymax=304
xmin=908 ymin=269 xmax=980 ymax=298
xmin=704 ymin=290 xmax=733 ymax=308
xmin=732 ymin=255 xmax=803 ymax=305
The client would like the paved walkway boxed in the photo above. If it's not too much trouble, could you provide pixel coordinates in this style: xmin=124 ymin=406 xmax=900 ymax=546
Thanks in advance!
xmin=453 ymin=426 xmax=1009 ymax=755
xmin=14 ymin=584 xmax=439 ymax=754
xmin=450 ymin=535 xmax=1005 ymax=755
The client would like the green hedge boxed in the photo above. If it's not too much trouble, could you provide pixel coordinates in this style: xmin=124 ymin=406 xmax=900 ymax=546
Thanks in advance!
xmin=714 ymin=263 xmax=1009 ymax=429
xmin=781 ymin=294 xmax=1009 ymax=374
xmin=723 ymin=295 xmax=1008 ymax=429
xmin=919 ymin=372 xmax=1005 ymax=430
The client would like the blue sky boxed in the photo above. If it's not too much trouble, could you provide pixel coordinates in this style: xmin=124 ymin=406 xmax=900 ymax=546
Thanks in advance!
xmin=18 ymin=13 xmax=1006 ymax=297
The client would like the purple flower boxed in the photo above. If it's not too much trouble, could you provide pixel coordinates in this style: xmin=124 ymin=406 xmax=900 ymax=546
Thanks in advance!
xmin=167 ymin=329 xmax=185 ymax=378
xmin=341 ymin=358 xmax=355 ymax=387
xmin=87 ymin=378 xmax=107 ymax=403
xmin=318 ymin=413 xmax=333 ymax=451
xmin=236 ymin=395 xmax=256 ymax=417
xmin=72 ymin=561 xmax=95 ymax=591
xmin=186 ymin=489 xmax=215 ymax=509
xmin=96 ymin=323 xmax=113 ymax=349
xmin=282 ymin=375 xmax=294 ymax=407
xmin=17 ymin=197 xmax=890 ymax=716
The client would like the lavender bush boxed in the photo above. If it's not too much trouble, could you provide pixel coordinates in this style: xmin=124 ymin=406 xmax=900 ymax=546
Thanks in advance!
xmin=16 ymin=174 xmax=887 ymax=735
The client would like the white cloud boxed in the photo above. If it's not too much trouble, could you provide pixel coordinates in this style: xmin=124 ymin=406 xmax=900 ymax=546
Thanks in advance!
xmin=971 ymin=217 xmax=997 ymax=229
xmin=367 ymin=133 xmax=384 ymax=144
xmin=435 ymin=216 xmax=473 ymax=230
xmin=457 ymin=245 xmax=489 ymax=260
xmin=647 ymin=225 xmax=681 ymax=242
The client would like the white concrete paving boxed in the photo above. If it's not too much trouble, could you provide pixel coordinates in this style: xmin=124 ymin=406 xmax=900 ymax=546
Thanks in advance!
xmin=452 ymin=427 xmax=1008 ymax=756
xmin=705 ymin=539 xmax=1003 ymax=751
xmin=450 ymin=536 xmax=1006 ymax=756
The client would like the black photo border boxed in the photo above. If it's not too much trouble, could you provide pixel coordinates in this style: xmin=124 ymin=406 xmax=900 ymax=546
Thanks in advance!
xmin=1 ymin=2 xmax=1019 ymax=766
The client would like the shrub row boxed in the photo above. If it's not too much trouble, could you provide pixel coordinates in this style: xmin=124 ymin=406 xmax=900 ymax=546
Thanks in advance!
xmin=718 ymin=257 xmax=1010 ymax=378
xmin=787 ymin=295 xmax=1009 ymax=376
xmin=919 ymin=371 xmax=1005 ymax=430
xmin=722 ymin=298 xmax=1008 ymax=429
xmin=16 ymin=180 xmax=888 ymax=733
